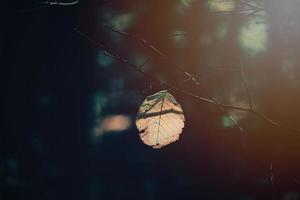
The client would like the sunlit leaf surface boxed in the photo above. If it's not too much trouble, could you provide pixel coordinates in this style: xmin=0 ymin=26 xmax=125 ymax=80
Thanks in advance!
xmin=136 ymin=90 xmax=185 ymax=149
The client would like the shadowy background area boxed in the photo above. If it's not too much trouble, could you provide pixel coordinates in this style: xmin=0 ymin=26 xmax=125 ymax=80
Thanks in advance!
xmin=2 ymin=0 xmax=300 ymax=199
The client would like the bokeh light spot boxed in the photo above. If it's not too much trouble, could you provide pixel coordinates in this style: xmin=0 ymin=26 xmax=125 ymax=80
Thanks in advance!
xmin=222 ymin=116 xmax=235 ymax=128
xmin=97 ymin=51 xmax=114 ymax=67
xmin=180 ymin=0 xmax=193 ymax=8
xmin=132 ymin=53 xmax=149 ymax=68
xmin=107 ymin=13 xmax=136 ymax=31
xmin=93 ymin=92 xmax=107 ymax=116
xmin=220 ymin=95 xmax=249 ymax=129
xmin=239 ymin=17 xmax=268 ymax=56
xmin=208 ymin=0 xmax=235 ymax=12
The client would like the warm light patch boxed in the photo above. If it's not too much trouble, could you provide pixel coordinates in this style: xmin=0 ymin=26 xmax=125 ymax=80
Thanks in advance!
xmin=208 ymin=0 xmax=235 ymax=12
xmin=94 ymin=115 xmax=131 ymax=136
xmin=239 ymin=17 xmax=268 ymax=55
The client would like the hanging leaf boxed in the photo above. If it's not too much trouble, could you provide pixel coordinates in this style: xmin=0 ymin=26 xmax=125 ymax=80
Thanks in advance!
xmin=136 ymin=90 xmax=185 ymax=149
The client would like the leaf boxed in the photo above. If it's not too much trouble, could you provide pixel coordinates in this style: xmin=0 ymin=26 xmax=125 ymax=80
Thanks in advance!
xmin=136 ymin=90 xmax=185 ymax=149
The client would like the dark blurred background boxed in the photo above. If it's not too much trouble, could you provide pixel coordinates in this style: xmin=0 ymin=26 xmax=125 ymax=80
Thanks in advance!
xmin=2 ymin=0 xmax=300 ymax=199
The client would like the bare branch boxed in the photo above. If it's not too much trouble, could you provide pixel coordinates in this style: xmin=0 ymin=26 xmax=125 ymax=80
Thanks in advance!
xmin=103 ymin=25 xmax=244 ymax=132
xmin=74 ymin=28 xmax=300 ymax=135
xmin=40 ymin=0 xmax=79 ymax=6
xmin=102 ymin=24 xmax=244 ymax=133
xmin=137 ymin=57 xmax=151 ymax=70
xmin=17 ymin=0 xmax=79 ymax=13
xmin=202 ymin=70 xmax=245 ymax=132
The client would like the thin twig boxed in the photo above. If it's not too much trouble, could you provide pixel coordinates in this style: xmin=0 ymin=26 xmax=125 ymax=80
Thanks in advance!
xmin=240 ymin=0 xmax=265 ymax=17
xmin=137 ymin=56 xmax=151 ymax=70
xmin=203 ymin=68 xmax=245 ymax=132
xmin=103 ymin=24 xmax=168 ymax=59
xmin=74 ymin=28 xmax=155 ymax=82
xmin=238 ymin=59 xmax=300 ymax=133
xmin=103 ymin=24 xmax=202 ymax=87
xmin=240 ymin=59 xmax=253 ymax=110
xmin=213 ymin=0 xmax=265 ymax=17
xmin=270 ymin=162 xmax=275 ymax=188
xmin=240 ymin=0 xmax=263 ymax=10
